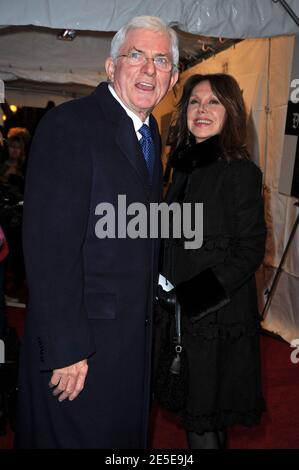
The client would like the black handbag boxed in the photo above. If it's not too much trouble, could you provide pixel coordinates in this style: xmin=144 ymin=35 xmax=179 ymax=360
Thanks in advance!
xmin=154 ymin=299 xmax=188 ymax=412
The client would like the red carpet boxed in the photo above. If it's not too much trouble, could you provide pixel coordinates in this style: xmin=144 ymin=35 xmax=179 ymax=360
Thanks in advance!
xmin=1 ymin=307 xmax=299 ymax=449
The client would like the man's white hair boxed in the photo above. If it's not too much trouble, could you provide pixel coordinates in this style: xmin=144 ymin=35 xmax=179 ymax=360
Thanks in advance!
xmin=110 ymin=16 xmax=179 ymax=73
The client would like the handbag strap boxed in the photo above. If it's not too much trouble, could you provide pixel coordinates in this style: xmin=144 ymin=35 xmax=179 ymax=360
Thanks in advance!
xmin=170 ymin=299 xmax=183 ymax=375
xmin=175 ymin=300 xmax=182 ymax=349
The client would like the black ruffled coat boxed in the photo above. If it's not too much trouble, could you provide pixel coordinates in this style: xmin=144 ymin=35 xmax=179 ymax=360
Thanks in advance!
xmin=161 ymin=135 xmax=266 ymax=432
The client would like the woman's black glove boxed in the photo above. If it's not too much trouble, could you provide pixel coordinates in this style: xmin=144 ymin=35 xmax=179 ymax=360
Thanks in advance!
xmin=156 ymin=285 xmax=176 ymax=315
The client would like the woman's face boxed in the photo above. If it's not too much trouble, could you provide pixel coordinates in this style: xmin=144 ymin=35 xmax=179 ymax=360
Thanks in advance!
xmin=187 ymin=80 xmax=226 ymax=143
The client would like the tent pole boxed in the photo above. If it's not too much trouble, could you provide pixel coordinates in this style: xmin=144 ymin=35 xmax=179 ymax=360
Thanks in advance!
xmin=272 ymin=0 xmax=299 ymax=27
xmin=261 ymin=200 xmax=299 ymax=320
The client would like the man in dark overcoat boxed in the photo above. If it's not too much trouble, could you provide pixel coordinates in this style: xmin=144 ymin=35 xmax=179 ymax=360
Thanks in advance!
xmin=15 ymin=16 xmax=178 ymax=448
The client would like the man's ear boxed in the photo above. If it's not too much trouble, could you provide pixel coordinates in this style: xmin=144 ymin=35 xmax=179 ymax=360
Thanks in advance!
xmin=105 ymin=57 xmax=115 ymax=82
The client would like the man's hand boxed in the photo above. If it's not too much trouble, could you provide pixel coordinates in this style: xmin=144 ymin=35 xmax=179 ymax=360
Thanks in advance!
xmin=49 ymin=359 xmax=88 ymax=402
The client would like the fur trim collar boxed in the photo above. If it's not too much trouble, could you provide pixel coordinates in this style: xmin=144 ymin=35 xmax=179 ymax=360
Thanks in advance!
xmin=170 ymin=135 xmax=222 ymax=173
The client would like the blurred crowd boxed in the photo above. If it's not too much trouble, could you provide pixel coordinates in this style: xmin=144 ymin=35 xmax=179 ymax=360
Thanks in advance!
xmin=0 ymin=125 xmax=30 ymax=339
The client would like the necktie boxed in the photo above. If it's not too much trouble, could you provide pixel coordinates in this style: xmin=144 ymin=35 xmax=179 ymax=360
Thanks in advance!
xmin=139 ymin=124 xmax=155 ymax=179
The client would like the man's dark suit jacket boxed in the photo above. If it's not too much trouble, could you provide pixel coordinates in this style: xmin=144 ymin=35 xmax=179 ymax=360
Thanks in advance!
xmin=16 ymin=82 xmax=162 ymax=448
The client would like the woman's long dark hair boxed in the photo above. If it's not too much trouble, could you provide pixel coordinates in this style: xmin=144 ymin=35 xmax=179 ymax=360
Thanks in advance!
xmin=171 ymin=73 xmax=249 ymax=160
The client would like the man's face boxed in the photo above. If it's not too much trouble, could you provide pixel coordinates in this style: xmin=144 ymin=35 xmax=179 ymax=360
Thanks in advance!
xmin=105 ymin=28 xmax=178 ymax=121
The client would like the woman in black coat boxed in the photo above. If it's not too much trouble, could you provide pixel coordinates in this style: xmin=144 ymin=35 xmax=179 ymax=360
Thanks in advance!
xmin=157 ymin=74 xmax=266 ymax=449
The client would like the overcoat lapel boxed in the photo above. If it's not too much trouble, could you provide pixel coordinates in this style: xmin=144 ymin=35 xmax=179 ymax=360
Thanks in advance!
xmin=92 ymin=82 xmax=155 ymax=193
xmin=115 ymin=117 xmax=150 ymax=189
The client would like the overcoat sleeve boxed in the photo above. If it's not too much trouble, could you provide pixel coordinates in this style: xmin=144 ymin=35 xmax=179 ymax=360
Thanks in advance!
xmin=23 ymin=106 xmax=95 ymax=370
xmin=176 ymin=160 xmax=266 ymax=321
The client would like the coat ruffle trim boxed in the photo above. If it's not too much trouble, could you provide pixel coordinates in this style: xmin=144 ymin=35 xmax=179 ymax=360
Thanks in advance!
xmin=182 ymin=318 xmax=261 ymax=339
xmin=180 ymin=404 xmax=265 ymax=434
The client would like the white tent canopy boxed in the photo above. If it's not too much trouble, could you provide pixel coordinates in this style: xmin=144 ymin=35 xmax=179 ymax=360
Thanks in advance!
xmin=0 ymin=27 xmax=111 ymax=87
xmin=1 ymin=0 xmax=298 ymax=38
